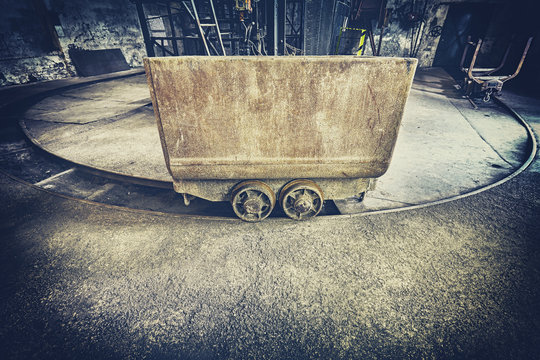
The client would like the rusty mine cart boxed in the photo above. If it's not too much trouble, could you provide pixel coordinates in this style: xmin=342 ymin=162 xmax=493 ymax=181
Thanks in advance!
xmin=460 ymin=36 xmax=534 ymax=103
xmin=144 ymin=56 xmax=417 ymax=221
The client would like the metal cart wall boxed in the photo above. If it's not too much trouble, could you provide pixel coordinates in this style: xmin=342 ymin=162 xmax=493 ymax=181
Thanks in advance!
xmin=144 ymin=56 xmax=417 ymax=221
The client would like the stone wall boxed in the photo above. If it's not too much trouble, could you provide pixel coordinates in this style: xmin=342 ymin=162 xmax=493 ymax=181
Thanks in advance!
xmin=0 ymin=0 xmax=145 ymax=86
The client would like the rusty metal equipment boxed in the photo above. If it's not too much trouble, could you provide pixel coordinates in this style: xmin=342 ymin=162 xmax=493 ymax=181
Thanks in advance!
xmin=461 ymin=36 xmax=534 ymax=102
xmin=144 ymin=56 xmax=416 ymax=221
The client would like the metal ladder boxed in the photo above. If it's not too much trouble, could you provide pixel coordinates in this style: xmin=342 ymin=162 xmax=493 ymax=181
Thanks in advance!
xmin=186 ymin=0 xmax=226 ymax=56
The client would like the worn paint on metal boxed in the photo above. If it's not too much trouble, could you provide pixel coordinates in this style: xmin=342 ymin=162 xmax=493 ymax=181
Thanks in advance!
xmin=145 ymin=56 xmax=416 ymax=201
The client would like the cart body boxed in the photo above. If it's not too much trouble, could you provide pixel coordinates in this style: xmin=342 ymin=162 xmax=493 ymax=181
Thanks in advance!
xmin=144 ymin=56 xmax=416 ymax=204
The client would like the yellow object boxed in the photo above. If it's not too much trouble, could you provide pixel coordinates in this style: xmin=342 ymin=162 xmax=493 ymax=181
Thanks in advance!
xmin=356 ymin=29 xmax=367 ymax=55
xmin=334 ymin=27 xmax=367 ymax=55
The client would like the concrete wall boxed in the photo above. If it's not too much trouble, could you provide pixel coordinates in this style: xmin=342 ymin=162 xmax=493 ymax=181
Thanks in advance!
xmin=0 ymin=0 xmax=145 ymax=86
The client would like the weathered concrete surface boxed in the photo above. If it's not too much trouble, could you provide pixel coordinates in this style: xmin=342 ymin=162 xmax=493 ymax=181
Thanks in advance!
xmin=0 ymin=69 xmax=145 ymax=110
xmin=23 ymin=75 xmax=150 ymax=124
xmin=0 ymin=158 xmax=539 ymax=359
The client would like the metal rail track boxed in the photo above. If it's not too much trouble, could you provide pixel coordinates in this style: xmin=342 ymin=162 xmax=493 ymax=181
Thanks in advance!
xmin=0 ymin=77 xmax=536 ymax=221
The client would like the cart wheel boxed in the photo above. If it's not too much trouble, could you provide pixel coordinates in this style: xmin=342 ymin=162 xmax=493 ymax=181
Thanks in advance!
xmin=231 ymin=181 xmax=276 ymax=222
xmin=279 ymin=180 xmax=324 ymax=221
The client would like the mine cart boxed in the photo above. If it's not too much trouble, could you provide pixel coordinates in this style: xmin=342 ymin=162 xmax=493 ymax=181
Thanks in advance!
xmin=144 ymin=56 xmax=416 ymax=221
xmin=460 ymin=36 xmax=534 ymax=102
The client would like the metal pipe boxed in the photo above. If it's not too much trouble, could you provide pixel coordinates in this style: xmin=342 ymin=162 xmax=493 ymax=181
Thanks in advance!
xmin=376 ymin=24 xmax=384 ymax=56
xmin=274 ymin=0 xmax=278 ymax=54
xmin=411 ymin=20 xmax=425 ymax=57
xmin=459 ymin=36 xmax=472 ymax=71
xmin=279 ymin=0 xmax=286 ymax=55
xmin=467 ymin=38 xmax=483 ymax=84
xmin=502 ymin=37 xmax=533 ymax=82
xmin=135 ymin=2 xmax=155 ymax=57
xmin=181 ymin=1 xmax=195 ymax=20
xmin=167 ymin=3 xmax=179 ymax=56
xmin=190 ymin=0 xmax=211 ymax=55
xmin=209 ymin=0 xmax=226 ymax=55
xmin=334 ymin=27 xmax=344 ymax=54
xmin=368 ymin=27 xmax=376 ymax=55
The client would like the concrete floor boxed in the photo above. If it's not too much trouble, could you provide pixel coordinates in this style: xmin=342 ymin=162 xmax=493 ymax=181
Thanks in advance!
xmin=0 ymin=69 xmax=539 ymax=359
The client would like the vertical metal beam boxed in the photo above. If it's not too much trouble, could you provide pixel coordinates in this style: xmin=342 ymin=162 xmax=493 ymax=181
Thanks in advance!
xmin=209 ymin=0 xmax=226 ymax=55
xmin=190 ymin=0 xmax=211 ymax=55
xmin=135 ymin=1 xmax=155 ymax=57
xmin=166 ymin=3 xmax=179 ymax=56
xmin=467 ymin=39 xmax=482 ymax=82
xmin=279 ymin=0 xmax=287 ymax=55
xmin=274 ymin=0 xmax=279 ymax=55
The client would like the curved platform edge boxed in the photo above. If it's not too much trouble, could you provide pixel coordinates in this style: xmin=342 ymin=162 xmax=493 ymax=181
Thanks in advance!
xmin=4 ymin=70 xmax=537 ymax=219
